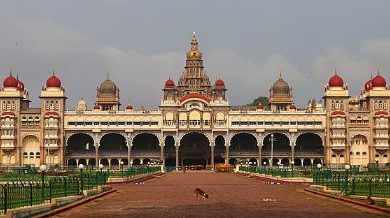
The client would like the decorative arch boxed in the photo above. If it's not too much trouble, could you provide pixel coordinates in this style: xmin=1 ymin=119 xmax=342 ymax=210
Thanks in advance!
xmin=132 ymin=133 xmax=160 ymax=152
xmin=262 ymin=132 xmax=291 ymax=152
xmin=229 ymin=132 xmax=258 ymax=151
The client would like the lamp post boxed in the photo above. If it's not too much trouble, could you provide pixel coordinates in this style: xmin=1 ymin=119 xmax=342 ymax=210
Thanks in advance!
xmin=291 ymin=161 xmax=295 ymax=177
xmin=99 ymin=164 xmax=104 ymax=185
xmin=120 ymin=161 xmax=124 ymax=178
xmin=269 ymin=134 xmax=276 ymax=167
xmin=79 ymin=164 xmax=85 ymax=193
xmin=316 ymin=163 xmax=322 ymax=184
xmin=344 ymin=164 xmax=350 ymax=194
xmin=39 ymin=164 xmax=47 ymax=201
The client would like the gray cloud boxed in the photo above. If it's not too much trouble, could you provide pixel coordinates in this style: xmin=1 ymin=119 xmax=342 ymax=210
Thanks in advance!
xmin=0 ymin=5 xmax=390 ymax=110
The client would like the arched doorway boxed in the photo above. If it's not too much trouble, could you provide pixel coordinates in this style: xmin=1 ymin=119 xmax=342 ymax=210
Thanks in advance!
xmin=164 ymin=135 xmax=176 ymax=167
xmin=99 ymin=133 xmax=127 ymax=156
xmin=179 ymin=132 xmax=210 ymax=167
xmin=215 ymin=135 xmax=226 ymax=164
xmin=263 ymin=133 xmax=290 ymax=166
xmin=22 ymin=135 xmax=40 ymax=167
xmin=132 ymin=133 xmax=160 ymax=156
xmin=229 ymin=133 xmax=258 ymax=162
xmin=67 ymin=133 xmax=95 ymax=158
xmin=295 ymin=133 xmax=324 ymax=156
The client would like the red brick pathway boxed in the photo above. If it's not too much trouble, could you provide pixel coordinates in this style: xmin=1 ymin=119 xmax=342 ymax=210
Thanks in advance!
xmin=54 ymin=171 xmax=384 ymax=218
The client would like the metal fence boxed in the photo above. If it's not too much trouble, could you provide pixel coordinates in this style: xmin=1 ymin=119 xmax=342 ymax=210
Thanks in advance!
xmin=239 ymin=166 xmax=314 ymax=178
xmin=313 ymin=170 xmax=390 ymax=198
xmin=0 ymin=172 xmax=108 ymax=214
xmin=102 ymin=166 xmax=161 ymax=178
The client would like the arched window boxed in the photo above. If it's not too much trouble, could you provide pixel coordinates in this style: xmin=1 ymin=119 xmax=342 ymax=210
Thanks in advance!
xmin=36 ymin=152 xmax=40 ymax=158
xmin=29 ymin=152 xmax=34 ymax=158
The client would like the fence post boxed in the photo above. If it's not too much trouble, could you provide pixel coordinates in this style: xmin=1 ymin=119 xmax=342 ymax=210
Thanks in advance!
xmin=1 ymin=184 xmax=7 ymax=214
xmin=369 ymin=177 xmax=373 ymax=197
xmin=29 ymin=181 xmax=33 ymax=206
xmin=49 ymin=180 xmax=52 ymax=203
xmin=351 ymin=178 xmax=355 ymax=195
xmin=64 ymin=178 xmax=67 ymax=197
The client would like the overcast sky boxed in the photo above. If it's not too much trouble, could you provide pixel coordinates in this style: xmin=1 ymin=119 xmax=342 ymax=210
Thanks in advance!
xmin=1 ymin=0 xmax=390 ymax=109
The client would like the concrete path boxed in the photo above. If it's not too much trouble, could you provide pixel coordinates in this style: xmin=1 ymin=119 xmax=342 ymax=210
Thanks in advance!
xmin=53 ymin=171 xmax=385 ymax=218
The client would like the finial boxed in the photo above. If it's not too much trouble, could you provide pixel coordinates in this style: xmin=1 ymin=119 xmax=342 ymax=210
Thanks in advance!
xmin=52 ymin=68 xmax=55 ymax=75
xmin=107 ymin=72 xmax=110 ymax=78
xmin=334 ymin=67 xmax=337 ymax=75
xmin=279 ymin=71 xmax=282 ymax=79
xmin=377 ymin=68 xmax=380 ymax=75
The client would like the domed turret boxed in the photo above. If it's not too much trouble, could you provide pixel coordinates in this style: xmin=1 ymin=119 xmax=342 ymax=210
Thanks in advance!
xmin=328 ymin=72 xmax=344 ymax=87
xmin=126 ymin=104 xmax=133 ymax=110
xmin=99 ymin=78 xmax=117 ymax=94
xmin=215 ymin=79 xmax=225 ymax=87
xmin=77 ymin=98 xmax=87 ymax=111
xmin=290 ymin=104 xmax=297 ymax=110
xmin=269 ymin=73 xmax=293 ymax=111
xmin=364 ymin=78 xmax=372 ymax=91
xmin=3 ymin=73 xmax=18 ymax=88
xmin=165 ymin=79 xmax=175 ymax=88
xmin=372 ymin=73 xmax=386 ymax=88
xmin=46 ymin=72 xmax=62 ymax=88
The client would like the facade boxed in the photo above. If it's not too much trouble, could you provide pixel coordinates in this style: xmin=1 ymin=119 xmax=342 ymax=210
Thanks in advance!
xmin=0 ymin=34 xmax=389 ymax=169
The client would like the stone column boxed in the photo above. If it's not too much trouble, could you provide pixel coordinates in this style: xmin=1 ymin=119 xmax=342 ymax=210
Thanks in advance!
xmin=95 ymin=142 xmax=99 ymax=168
xmin=175 ymin=145 xmax=179 ymax=170
xmin=127 ymin=138 xmax=132 ymax=167
xmin=225 ymin=145 xmax=229 ymax=164
xmin=160 ymin=144 xmax=165 ymax=166
xmin=211 ymin=145 xmax=215 ymax=170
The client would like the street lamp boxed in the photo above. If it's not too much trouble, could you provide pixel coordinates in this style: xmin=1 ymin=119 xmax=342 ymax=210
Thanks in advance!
xmin=344 ymin=164 xmax=350 ymax=194
xmin=98 ymin=164 xmax=104 ymax=185
xmin=120 ymin=161 xmax=124 ymax=178
xmin=39 ymin=164 xmax=47 ymax=201
xmin=269 ymin=134 xmax=276 ymax=167
xmin=79 ymin=164 xmax=85 ymax=193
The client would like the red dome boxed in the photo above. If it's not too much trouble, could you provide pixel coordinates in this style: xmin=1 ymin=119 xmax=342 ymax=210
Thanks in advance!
xmin=364 ymin=79 xmax=372 ymax=91
xmin=165 ymin=79 xmax=175 ymax=87
xmin=372 ymin=74 xmax=386 ymax=88
xmin=126 ymin=104 xmax=133 ymax=110
xmin=93 ymin=105 xmax=100 ymax=110
xmin=328 ymin=73 xmax=344 ymax=87
xmin=290 ymin=104 xmax=296 ymax=110
xmin=46 ymin=74 xmax=61 ymax=88
xmin=331 ymin=110 xmax=345 ymax=116
xmin=215 ymin=79 xmax=225 ymax=87
xmin=179 ymin=93 xmax=210 ymax=103
xmin=17 ymin=80 xmax=25 ymax=91
xmin=3 ymin=74 xmax=18 ymax=88
xmin=257 ymin=104 xmax=264 ymax=110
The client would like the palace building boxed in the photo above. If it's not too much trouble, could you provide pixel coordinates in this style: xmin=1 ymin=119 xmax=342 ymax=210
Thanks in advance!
xmin=0 ymin=33 xmax=389 ymax=169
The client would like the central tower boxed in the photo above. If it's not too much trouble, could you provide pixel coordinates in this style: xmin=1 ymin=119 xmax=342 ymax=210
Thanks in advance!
xmin=177 ymin=33 xmax=212 ymax=97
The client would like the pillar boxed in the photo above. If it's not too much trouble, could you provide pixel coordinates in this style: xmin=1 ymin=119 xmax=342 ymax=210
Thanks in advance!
xmin=95 ymin=142 xmax=99 ymax=168
xmin=127 ymin=139 xmax=132 ymax=167
xmin=175 ymin=145 xmax=179 ymax=170
xmin=211 ymin=145 xmax=215 ymax=170
xmin=258 ymin=145 xmax=262 ymax=167
xmin=160 ymin=144 xmax=164 ymax=166
xmin=225 ymin=146 xmax=229 ymax=164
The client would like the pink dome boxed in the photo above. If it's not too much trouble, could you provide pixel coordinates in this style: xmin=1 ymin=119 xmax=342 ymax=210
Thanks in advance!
xmin=165 ymin=79 xmax=175 ymax=87
xmin=215 ymin=79 xmax=225 ymax=87
xmin=372 ymin=74 xmax=386 ymax=88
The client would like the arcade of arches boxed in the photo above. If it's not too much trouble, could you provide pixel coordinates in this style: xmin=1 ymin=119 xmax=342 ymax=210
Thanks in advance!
xmin=65 ymin=131 xmax=325 ymax=169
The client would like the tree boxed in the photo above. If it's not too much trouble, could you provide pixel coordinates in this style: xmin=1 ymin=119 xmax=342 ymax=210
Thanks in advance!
xmin=249 ymin=96 xmax=269 ymax=107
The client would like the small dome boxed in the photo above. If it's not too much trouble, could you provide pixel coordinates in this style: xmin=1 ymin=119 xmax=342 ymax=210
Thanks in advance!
xmin=328 ymin=73 xmax=344 ymax=87
xmin=272 ymin=76 xmax=290 ymax=96
xmin=93 ymin=105 xmax=100 ymax=110
xmin=215 ymin=79 xmax=225 ymax=87
xmin=372 ymin=74 xmax=386 ymax=88
xmin=46 ymin=74 xmax=62 ymax=88
xmin=126 ymin=104 xmax=133 ymax=110
xmin=165 ymin=79 xmax=175 ymax=87
xmin=364 ymin=79 xmax=372 ymax=91
xmin=290 ymin=104 xmax=296 ymax=110
xmin=257 ymin=103 xmax=264 ymax=110
xmin=3 ymin=74 xmax=18 ymax=88
xmin=99 ymin=78 xmax=117 ymax=94
xmin=77 ymin=98 xmax=87 ymax=111
xmin=17 ymin=80 xmax=25 ymax=91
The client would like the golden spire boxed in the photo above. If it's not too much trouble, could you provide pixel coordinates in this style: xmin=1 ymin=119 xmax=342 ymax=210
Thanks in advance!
xmin=187 ymin=32 xmax=202 ymax=60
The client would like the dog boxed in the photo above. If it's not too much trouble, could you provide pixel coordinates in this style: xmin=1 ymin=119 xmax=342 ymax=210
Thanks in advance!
xmin=366 ymin=197 xmax=375 ymax=205
xmin=194 ymin=188 xmax=209 ymax=199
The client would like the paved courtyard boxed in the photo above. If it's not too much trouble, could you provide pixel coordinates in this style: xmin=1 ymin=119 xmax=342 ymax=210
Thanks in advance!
xmin=55 ymin=172 xmax=385 ymax=218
